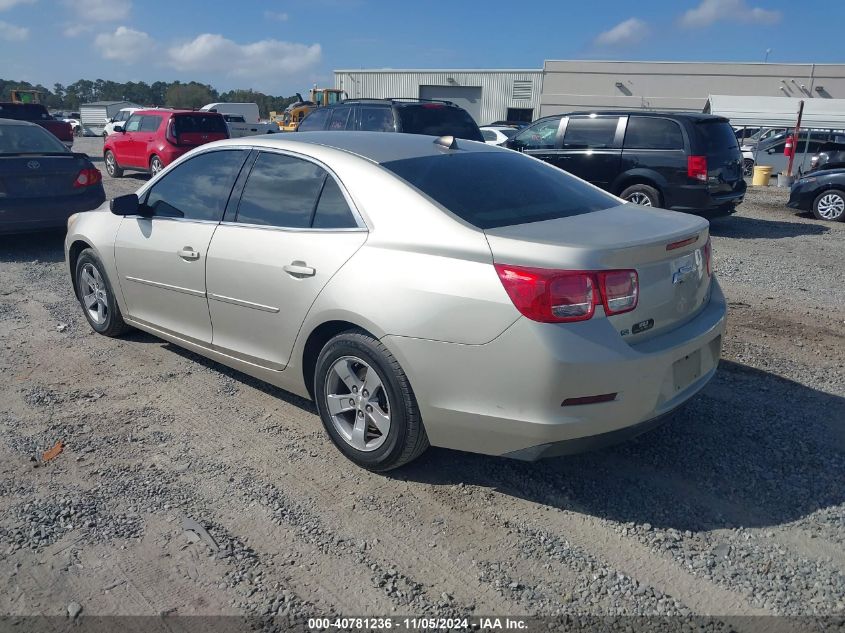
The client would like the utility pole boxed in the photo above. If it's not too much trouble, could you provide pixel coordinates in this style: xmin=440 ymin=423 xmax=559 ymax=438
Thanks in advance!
xmin=764 ymin=48 xmax=772 ymax=63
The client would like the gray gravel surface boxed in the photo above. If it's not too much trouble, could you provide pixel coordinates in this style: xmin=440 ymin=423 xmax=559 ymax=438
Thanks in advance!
xmin=0 ymin=137 xmax=843 ymax=630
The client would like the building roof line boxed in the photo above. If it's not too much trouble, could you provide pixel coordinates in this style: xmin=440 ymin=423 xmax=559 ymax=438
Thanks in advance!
xmin=334 ymin=69 xmax=542 ymax=73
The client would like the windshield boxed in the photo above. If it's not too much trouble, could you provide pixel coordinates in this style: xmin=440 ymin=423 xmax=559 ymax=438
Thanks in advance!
xmin=0 ymin=123 xmax=69 ymax=154
xmin=396 ymin=105 xmax=484 ymax=142
xmin=381 ymin=151 xmax=618 ymax=229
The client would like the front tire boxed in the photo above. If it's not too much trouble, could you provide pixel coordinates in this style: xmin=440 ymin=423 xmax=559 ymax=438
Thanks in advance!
xmin=75 ymin=249 xmax=132 ymax=337
xmin=620 ymin=183 xmax=661 ymax=207
xmin=314 ymin=330 xmax=428 ymax=471
xmin=743 ymin=158 xmax=754 ymax=177
xmin=812 ymin=189 xmax=845 ymax=222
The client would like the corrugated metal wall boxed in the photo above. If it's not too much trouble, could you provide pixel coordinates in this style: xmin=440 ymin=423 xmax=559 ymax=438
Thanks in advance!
xmin=334 ymin=70 xmax=543 ymax=124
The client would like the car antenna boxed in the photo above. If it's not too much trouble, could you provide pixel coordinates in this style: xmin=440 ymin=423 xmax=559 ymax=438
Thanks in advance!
xmin=433 ymin=135 xmax=459 ymax=150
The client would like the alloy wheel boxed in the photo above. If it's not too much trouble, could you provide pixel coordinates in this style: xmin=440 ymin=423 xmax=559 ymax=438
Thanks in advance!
xmin=151 ymin=157 xmax=163 ymax=176
xmin=627 ymin=192 xmax=653 ymax=206
xmin=324 ymin=356 xmax=391 ymax=452
xmin=80 ymin=263 xmax=109 ymax=326
xmin=105 ymin=152 xmax=115 ymax=176
xmin=817 ymin=193 xmax=845 ymax=220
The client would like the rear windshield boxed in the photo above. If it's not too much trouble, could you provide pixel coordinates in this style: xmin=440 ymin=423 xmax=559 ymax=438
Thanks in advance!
xmin=0 ymin=103 xmax=50 ymax=121
xmin=0 ymin=123 xmax=69 ymax=154
xmin=174 ymin=114 xmax=227 ymax=134
xmin=696 ymin=121 xmax=739 ymax=153
xmin=396 ymin=105 xmax=484 ymax=142
xmin=381 ymin=151 xmax=618 ymax=229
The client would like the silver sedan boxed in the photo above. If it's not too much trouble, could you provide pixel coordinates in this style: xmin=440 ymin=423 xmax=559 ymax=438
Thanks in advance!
xmin=65 ymin=132 xmax=726 ymax=471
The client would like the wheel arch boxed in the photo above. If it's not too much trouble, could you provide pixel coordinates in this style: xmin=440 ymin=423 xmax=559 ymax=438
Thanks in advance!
xmin=300 ymin=319 xmax=381 ymax=400
xmin=612 ymin=169 xmax=666 ymax=198
xmin=67 ymin=238 xmax=95 ymax=297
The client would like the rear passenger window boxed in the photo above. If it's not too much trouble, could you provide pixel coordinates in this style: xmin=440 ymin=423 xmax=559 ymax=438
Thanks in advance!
xmin=312 ymin=178 xmax=357 ymax=229
xmin=236 ymin=153 xmax=326 ymax=228
xmin=624 ymin=117 xmax=684 ymax=150
xmin=563 ymin=117 xmax=619 ymax=149
xmin=140 ymin=115 xmax=162 ymax=132
xmin=298 ymin=108 xmax=329 ymax=132
xmin=358 ymin=107 xmax=395 ymax=132
xmin=144 ymin=150 xmax=247 ymax=221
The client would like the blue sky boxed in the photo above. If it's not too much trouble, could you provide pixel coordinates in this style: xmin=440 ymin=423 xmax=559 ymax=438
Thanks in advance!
xmin=1 ymin=0 xmax=843 ymax=95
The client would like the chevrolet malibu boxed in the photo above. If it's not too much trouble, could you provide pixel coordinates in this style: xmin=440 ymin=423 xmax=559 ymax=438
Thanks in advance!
xmin=65 ymin=132 xmax=726 ymax=471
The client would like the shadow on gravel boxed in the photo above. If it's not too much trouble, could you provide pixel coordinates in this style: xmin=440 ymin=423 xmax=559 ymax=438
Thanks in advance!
xmin=396 ymin=360 xmax=845 ymax=532
xmin=161 ymin=343 xmax=316 ymax=413
xmin=0 ymin=230 xmax=66 ymax=263
xmin=709 ymin=215 xmax=829 ymax=239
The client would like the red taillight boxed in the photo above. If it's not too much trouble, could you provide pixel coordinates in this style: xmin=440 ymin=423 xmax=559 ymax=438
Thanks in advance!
xmin=73 ymin=168 xmax=102 ymax=188
xmin=597 ymin=270 xmax=639 ymax=316
xmin=421 ymin=103 xmax=445 ymax=109
xmin=494 ymin=265 xmax=638 ymax=323
xmin=704 ymin=237 xmax=712 ymax=276
xmin=687 ymin=155 xmax=708 ymax=182
xmin=166 ymin=119 xmax=178 ymax=145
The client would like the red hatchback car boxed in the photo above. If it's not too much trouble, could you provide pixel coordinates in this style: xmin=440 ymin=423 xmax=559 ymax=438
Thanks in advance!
xmin=103 ymin=109 xmax=229 ymax=178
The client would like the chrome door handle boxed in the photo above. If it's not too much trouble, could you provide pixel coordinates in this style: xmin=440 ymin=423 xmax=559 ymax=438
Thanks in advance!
xmin=178 ymin=248 xmax=200 ymax=261
xmin=283 ymin=262 xmax=316 ymax=278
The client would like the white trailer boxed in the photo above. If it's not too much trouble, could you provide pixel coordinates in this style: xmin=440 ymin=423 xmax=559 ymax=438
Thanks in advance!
xmin=200 ymin=102 xmax=261 ymax=124
xmin=79 ymin=100 xmax=141 ymax=136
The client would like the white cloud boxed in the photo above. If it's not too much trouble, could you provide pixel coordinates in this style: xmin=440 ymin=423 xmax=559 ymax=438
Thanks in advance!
xmin=0 ymin=19 xmax=27 ymax=40
xmin=167 ymin=33 xmax=321 ymax=77
xmin=264 ymin=10 xmax=289 ymax=21
xmin=0 ymin=0 xmax=35 ymax=10
xmin=680 ymin=0 xmax=781 ymax=28
xmin=94 ymin=25 xmax=153 ymax=62
xmin=62 ymin=0 xmax=131 ymax=36
xmin=594 ymin=18 xmax=649 ymax=47
xmin=63 ymin=0 xmax=130 ymax=21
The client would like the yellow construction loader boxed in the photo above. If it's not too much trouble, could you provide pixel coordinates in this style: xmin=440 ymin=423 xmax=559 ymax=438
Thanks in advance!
xmin=273 ymin=87 xmax=347 ymax=132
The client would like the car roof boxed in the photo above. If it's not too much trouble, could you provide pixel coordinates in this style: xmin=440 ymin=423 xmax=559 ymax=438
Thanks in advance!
xmin=539 ymin=111 xmax=728 ymax=123
xmin=208 ymin=131 xmax=499 ymax=164
xmin=133 ymin=109 xmax=222 ymax=116
xmin=0 ymin=117 xmax=38 ymax=127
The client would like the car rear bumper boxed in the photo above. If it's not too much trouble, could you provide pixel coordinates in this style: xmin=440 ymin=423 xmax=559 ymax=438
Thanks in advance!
xmin=665 ymin=181 xmax=747 ymax=212
xmin=787 ymin=183 xmax=816 ymax=210
xmin=0 ymin=187 xmax=106 ymax=234
xmin=383 ymin=279 xmax=727 ymax=459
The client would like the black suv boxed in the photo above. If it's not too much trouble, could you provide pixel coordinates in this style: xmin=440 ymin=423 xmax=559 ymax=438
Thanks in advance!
xmin=505 ymin=111 xmax=746 ymax=213
xmin=296 ymin=98 xmax=484 ymax=142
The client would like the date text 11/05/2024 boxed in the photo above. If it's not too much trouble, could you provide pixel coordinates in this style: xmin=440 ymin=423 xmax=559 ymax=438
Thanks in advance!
xmin=307 ymin=617 xmax=528 ymax=629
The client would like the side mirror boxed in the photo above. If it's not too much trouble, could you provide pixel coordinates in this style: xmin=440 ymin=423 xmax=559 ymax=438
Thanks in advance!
xmin=114 ymin=124 xmax=124 ymax=133
xmin=110 ymin=193 xmax=140 ymax=216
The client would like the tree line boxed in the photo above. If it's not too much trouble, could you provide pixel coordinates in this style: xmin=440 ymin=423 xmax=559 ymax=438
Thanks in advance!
xmin=0 ymin=78 xmax=300 ymax=118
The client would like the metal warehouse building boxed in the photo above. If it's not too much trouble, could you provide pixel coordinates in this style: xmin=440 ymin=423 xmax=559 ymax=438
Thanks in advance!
xmin=540 ymin=60 xmax=845 ymax=116
xmin=334 ymin=69 xmax=543 ymax=125
xmin=335 ymin=61 xmax=845 ymax=124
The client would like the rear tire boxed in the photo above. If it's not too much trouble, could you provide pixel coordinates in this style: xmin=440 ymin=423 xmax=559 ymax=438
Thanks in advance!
xmin=150 ymin=155 xmax=163 ymax=177
xmin=104 ymin=150 xmax=123 ymax=178
xmin=620 ymin=184 xmax=661 ymax=207
xmin=812 ymin=189 xmax=845 ymax=222
xmin=75 ymin=249 xmax=132 ymax=337
xmin=314 ymin=330 xmax=428 ymax=471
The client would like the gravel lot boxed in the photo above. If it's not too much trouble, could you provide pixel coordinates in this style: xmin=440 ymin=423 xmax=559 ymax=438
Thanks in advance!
xmin=1 ymin=136 xmax=843 ymax=630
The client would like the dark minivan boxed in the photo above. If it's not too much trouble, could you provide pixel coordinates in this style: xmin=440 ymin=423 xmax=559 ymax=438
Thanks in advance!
xmin=505 ymin=111 xmax=746 ymax=213
xmin=297 ymin=98 xmax=484 ymax=142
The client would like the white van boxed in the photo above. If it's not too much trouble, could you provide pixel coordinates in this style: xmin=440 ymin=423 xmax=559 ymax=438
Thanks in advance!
xmin=200 ymin=102 xmax=261 ymax=124
xmin=103 ymin=107 xmax=141 ymax=136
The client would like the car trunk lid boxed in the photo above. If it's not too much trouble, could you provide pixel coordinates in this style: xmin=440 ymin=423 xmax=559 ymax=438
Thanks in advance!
xmin=484 ymin=204 xmax=712 ymax=342
xmin=0 ymin=154 xmax=91 ymax=199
